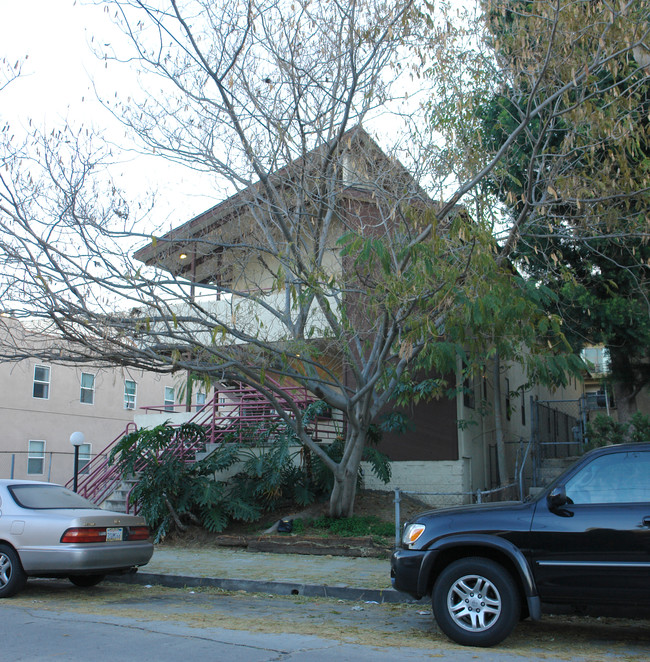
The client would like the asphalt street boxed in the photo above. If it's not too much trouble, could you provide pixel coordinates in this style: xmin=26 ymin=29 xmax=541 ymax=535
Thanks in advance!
xmin=3 ymin=578 xmax=650 ymax=662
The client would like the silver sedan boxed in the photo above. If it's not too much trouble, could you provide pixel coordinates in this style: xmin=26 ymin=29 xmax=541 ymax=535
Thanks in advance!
xmin=0 ymin=479 xmax=153 ymax=597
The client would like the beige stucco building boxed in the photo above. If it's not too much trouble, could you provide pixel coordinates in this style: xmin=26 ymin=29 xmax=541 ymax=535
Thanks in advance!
xmin=0 ymin=318 xmax=198 ymax=485
xmin=0 ymin=315 xmax=620 ymax=505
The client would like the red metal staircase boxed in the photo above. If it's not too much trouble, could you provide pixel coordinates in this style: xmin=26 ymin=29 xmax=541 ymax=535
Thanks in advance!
xmin=67 ymin=382 xmax=338 ymax=510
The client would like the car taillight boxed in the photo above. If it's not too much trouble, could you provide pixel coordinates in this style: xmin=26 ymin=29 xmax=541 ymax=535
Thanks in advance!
xmin=60 ymin=526 xmax=150 ymax=543
xmin=61 ymin=527 xmax=108 ymax=543
xmin=127 ymin=526 xmax=151 ymax=541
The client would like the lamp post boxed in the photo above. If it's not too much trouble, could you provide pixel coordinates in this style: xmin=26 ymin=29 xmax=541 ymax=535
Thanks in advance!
xmin=69 ymin=431 xmax=85 ymax=493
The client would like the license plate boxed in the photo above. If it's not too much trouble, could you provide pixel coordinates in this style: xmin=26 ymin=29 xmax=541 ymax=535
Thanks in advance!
xmin=105 ymin=527 xmax=123 ymax=542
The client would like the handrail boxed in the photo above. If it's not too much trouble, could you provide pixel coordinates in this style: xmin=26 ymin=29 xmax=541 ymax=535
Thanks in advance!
xmin=65 ymin=422 xmax=138 ymax=502
xmin=71 ymin=381 xmax=338 ymax=507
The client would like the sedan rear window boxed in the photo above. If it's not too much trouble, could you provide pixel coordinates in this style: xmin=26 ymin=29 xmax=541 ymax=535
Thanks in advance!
xmin=9 ymin=484 xmax=100 ymax=510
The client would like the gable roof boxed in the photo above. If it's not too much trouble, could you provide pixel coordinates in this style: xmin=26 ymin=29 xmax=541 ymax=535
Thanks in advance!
xmin=134 ymin=126 xmax=432 ymax=276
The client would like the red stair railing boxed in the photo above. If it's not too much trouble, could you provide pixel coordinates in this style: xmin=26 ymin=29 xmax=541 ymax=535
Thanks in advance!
xmin=69 ymin=381 xmax=339 ymax=507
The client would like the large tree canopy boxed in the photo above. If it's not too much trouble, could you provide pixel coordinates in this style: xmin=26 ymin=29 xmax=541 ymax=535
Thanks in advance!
xmin=1 ymin=0 xmax=639 ymax=515
xmin=480 ymin=0 xmax=650 ymax=418
xmin=423 ymin=0 xmax=650 ymax=418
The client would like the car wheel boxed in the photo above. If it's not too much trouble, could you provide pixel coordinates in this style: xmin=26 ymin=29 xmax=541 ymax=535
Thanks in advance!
xmin=0 ymin=544 xmax=27 ymax=598
xmin=432 ymin=557 xmax=520 ymax=647
xmin=68 ymin=574 xmax=106 ymax=588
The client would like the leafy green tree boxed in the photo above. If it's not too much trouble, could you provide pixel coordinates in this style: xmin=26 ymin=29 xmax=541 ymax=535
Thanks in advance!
xmin=475 ymin=1 xmax=650 ymax=419
xmin=422 ymin=0 xmax=650 ymax=420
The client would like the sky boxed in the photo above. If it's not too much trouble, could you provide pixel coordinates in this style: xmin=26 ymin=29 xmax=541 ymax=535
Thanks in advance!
xmin=0 ymin=0 xmax=437 ymax=235
xmin=0 ymin=0 xmax=216 ymax=231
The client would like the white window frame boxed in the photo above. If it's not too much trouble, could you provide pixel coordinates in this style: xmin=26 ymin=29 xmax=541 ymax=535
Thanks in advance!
xmin=124 ymin=379 xmax=137 ymax=410
xmin=581 ymin=346 xmax=610 ymax=374
xmin=80 ymin=372 xmax=95 ymax=405
xmin=196 ymin=391 xmax=207 ymax=409
xmin=164 ymin=386 xmax=175 ymax=412
xmin=78 ymin=443 xmax=92 ymax=475
xmin=33 ymin=365 xmax=50 ymax=400
xmin=27 ymin=440 xmax=46 ymax=475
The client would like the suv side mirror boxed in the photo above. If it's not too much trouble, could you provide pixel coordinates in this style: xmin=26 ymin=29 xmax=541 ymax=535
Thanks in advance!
xmin=547 ymin=486 xmax=568 ymax=509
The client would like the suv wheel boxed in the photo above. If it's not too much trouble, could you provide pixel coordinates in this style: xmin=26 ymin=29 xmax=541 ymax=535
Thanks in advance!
xmin=432 ymin=557 xmax=520 ymax=647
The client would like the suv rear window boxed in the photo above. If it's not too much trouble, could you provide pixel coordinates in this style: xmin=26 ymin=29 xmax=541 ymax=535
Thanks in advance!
xmin=9 ymin=484 xmax=99 ymax=510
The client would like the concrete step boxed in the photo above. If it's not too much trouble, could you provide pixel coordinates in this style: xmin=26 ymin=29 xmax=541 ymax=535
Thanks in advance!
xmin=99 ymin=475 xmax=140 ymax=513
xmin=535 ymin=456 xmax=580 ymax=487
xmin=101 ymin=499 xmax=128 ymax=513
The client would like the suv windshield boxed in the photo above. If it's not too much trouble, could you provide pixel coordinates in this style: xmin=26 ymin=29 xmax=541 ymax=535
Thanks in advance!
xmin=9 ymin=484 xmax=99 ymax=510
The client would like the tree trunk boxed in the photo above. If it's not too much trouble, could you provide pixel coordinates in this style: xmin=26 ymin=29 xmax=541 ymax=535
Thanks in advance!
xmin=612 ymin=381 xmax=638 ymax=425
xmin=328 ymin=429 xmax=366 ymax=517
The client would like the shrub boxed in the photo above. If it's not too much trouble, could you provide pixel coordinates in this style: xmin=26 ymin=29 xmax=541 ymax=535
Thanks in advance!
xmin=108 ymin=408 xmax=391 ymax=541
xmin=586 ymin=413 xmax=650 ymax=449
xmin=293 ymin=515 xmax=393 ymax=538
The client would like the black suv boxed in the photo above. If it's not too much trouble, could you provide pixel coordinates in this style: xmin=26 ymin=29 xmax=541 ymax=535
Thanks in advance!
xmin=391 ymin=443 xmax=650 ymax=647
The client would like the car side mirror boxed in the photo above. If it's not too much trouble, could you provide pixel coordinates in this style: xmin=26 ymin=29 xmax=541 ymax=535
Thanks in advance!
xmin=547 ymin=486 xmax=568 ymax=509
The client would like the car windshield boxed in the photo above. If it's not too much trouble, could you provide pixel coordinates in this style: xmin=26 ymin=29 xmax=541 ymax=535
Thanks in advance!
xmin=9 ymin=484 xmax=99 ymax=510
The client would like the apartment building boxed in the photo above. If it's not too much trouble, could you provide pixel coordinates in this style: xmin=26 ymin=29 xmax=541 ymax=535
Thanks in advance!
xmin=0 ymin=318 xmax=194 ymax=485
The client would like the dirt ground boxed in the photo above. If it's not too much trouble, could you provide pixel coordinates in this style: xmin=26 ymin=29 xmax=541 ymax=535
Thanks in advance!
xmin=161 ymin=489 xmax=430 ymax=548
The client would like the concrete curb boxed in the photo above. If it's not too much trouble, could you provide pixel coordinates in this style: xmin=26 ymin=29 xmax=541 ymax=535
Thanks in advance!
xmin=111 ymin=571 xmax=416 ymax=604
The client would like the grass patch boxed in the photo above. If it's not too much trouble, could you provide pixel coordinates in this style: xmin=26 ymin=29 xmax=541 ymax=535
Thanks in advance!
xmin=292 ymin=515 xmax=394 ymax=538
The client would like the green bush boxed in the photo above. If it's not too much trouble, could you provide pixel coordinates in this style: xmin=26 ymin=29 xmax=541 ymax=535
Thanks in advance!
xmin=293 ymin=515 xmax=393 ymax=538
xmin=586 ymin=413 xmax=650 ymax=450
xmin=108 ymin=406 xmax=392 ymax=541
xmin=627 ymin=412 xmax=650 ymax=444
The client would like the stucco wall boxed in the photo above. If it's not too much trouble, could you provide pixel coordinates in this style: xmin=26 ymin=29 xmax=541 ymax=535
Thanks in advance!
xmin=0 ymin=322 xmax=200 ymax=485
xmin=361 ymin=458 xmax=469 ymax=506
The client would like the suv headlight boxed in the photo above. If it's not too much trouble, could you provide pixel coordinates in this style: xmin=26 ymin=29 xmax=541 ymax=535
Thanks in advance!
xmin=402 ymin=522 xmax=426 ymax=548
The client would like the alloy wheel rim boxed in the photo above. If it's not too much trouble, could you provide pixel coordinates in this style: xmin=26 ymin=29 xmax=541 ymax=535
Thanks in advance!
xmin=446 ymin=574 xmax=502 ymax=632
xmin=0 ymin=553 xmax=12 ymax=587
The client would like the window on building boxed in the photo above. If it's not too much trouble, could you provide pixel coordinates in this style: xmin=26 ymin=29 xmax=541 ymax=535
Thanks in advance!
xmin=27 ymin=440 xmax=45 ymax=475
xmin=521 ymin=390 xmax=526 ymax=426
xmin=33 ymin=365 xmax=50 ymax=399
xmin=463 ymin=377 xmax=475 ymax=409
xmin=164 ymin=386 xmax=175 ymax=412
xmin=581 ymin=346 xmax=610 ymax=375
xmin=124 ymin=380 xmax=137 ymax=410
xmin=196 ymin=391 xmax=206 ymax=409
xmin=78 ymin=443 xmax=92 ymax=474
xmin=505 ymin=378 xmax=511 ymax=421
xmin=80 ymin=372 xmax=95 ymax=404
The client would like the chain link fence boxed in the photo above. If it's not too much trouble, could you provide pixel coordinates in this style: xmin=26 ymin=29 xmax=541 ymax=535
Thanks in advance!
xmin=393 ymin=482 xmax=521 ymax=546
